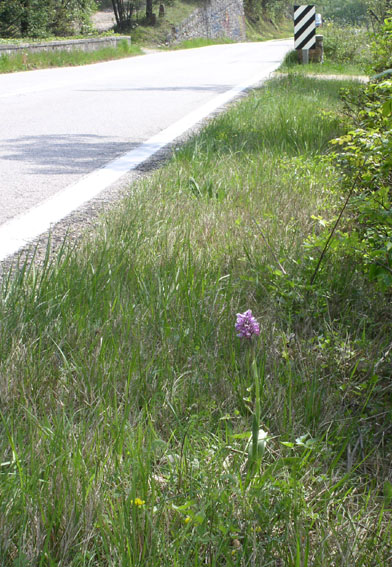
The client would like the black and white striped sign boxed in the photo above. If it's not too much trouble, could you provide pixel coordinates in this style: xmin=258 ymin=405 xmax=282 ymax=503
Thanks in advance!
xmin=294 ymin=5 xmax=316 ymax=50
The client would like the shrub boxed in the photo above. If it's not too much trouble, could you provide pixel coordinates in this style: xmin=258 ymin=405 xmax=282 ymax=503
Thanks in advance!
xmin=307 ymin=78 xmax=392 ymax=289
xmin=0 ymin=0 xmax=96 ymax=38
xmin=370 ymin=12 xmax=392 ymax=72
xmin=322 ymin=22 xmax=371 ymax=66
xmin=320 ymin=0 xmax=368 ymax=25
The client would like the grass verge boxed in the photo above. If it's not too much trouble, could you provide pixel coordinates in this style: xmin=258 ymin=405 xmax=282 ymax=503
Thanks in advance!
xmin=172 ymin=37 xmax=235 ymax=50
xmin=279 ymin=57 xmax=369 ymax=77
xmin=0 ymin=75 xmax=391 ymax=566
xmin=246 ymin=16 xmax=293 ymax=41
xmin=279 ymin=23 xmax=371 ymax=78
xmin=0 ymin=40 xmax=142 ymax=73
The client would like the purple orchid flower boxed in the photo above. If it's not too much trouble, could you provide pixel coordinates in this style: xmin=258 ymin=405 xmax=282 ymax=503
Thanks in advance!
xmin=235 ymin=310 xmax=260 ymax=339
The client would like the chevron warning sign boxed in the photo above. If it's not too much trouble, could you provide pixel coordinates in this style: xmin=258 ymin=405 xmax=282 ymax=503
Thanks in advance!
xmin=294 ymin=5 xmax=316 ymax=50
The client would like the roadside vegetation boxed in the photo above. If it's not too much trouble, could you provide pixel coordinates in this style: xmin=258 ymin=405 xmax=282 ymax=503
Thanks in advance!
xmin=172 ymin=36 xmax=235 ymax=49
xmin=1 ymin=3 xmax=392 ymax=565
xmin=0 ymin=0 xmax=292 ymax=74
xmin=0 ymin=0 xmax=383 ymax=75
xmin=280 ymin=22 xmax=372 ymax=76
xmin=0 ymin=39 xmax=141 ymax=73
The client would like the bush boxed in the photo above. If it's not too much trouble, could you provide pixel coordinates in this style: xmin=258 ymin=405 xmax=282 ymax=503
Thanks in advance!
xmin=307 ymin=78 xmax=392 ymax=289
xmin=370 ymin=12 xmax=392 ymax=72
xmin=323 ymin=22 xmax=371 ymax=66
xmin=312 ymin=16 xmax=392 ymax=288
xmin=0 ymin=0 xmax=96 ymax=38
xmin=318 ymin=0 xmax=368 ymax=25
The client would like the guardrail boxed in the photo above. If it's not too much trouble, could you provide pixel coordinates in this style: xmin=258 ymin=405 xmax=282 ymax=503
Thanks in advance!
xmin=0 ymin=36 xmax=131 ymax=57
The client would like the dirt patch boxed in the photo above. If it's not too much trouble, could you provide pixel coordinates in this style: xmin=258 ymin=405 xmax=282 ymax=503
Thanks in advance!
xmin=92 ymin=9 xmax=116 ymax=32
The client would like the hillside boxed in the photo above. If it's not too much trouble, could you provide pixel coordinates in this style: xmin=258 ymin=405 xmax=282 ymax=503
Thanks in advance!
xmin=93 ymin=0 xmax=292 ymax=46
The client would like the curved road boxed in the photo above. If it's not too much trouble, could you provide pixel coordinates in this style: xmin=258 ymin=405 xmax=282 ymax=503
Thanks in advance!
xmin=0 ymin=39 xmax=292 ymax=261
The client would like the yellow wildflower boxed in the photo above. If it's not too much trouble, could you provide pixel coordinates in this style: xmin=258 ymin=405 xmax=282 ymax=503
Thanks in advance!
xmin=133 ymin=498 xmax=145 ymax=507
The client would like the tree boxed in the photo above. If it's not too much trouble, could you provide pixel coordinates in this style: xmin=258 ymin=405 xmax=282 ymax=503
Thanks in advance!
xmin=365 ymin=0 xmax=392 ymax=25
xmin=111 ymin=0 xmax=159 ymax=28
xmin=312 ymin=14 xmax=392 ymax=289
xmin=244 ymin=0 xmax=291 ymax=24
xmin=317 ymin=0 xmax=368 ymax=25
xmin=0 ymin=0 xmax=96 ymax=38
xmin=111 ymin=0 xmax=134 ymax=30
xmin=370 ymin=7 xmax=392 ymax=69
xmin=145 ymin=0 xmax=153 ymax=23
xmin=50 ymin=0 xmax=96 ymax=35
xmin=0 ymin=0 xmax=24 ymax=37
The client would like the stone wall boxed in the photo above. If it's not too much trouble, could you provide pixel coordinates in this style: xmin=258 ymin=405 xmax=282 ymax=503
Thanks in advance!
xmin=169 ymin=0 xmax=246 ymax=44
xmin=0 ymin=36 xmax=131 ymax=57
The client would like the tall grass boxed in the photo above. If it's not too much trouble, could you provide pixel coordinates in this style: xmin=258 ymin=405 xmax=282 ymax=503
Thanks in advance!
xmin=1 ymin=76 xmax=391 ymax=566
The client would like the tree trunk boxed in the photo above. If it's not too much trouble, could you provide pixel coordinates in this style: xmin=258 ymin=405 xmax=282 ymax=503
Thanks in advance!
xmin=112 ymin=0 xmax=121 ymax=26
xmin=20 ymin=0 xmax=30 ymax=35
xmin=146 ymin=0 xmax=153 ymax=23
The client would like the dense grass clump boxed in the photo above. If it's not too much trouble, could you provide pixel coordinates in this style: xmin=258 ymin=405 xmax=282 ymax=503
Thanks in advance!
xmin=0 ymin=76 xmax=391 ymax=566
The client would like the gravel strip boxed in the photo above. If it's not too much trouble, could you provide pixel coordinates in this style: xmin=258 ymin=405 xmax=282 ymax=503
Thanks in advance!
xmin=0 ymin=90 xmax=252 ymax=280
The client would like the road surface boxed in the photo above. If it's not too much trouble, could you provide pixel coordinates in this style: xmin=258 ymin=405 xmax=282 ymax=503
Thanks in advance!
xmin=0 ymin=40 xmax=292 ymax=261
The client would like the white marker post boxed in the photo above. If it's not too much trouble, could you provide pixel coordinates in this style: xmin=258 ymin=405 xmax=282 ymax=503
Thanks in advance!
xmin=294 ymin=5 xmax=316 ymax=64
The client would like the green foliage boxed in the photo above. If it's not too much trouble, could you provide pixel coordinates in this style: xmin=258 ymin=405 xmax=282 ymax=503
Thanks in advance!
xmin=323 ymin=22 xmax=371 ymax=66
xmin=317 ymin=0 xmax=392 ymax=26
xmin=370 ymin=11 xmax=392 ymax=71
xmin=366 ymin=0 xmax=392 ymax=25
xmin=173 ymin=37 xmax=235 ymax=50
xmin=111 ymin=0 xmax=137 ymax=30
xmin=0 ymin=41 xmax=141 ymax=73
xmin=280 ymin=51 xmax=369 ymax=76
xmin=280 ymin=22 xmax=371 ymax=74
xmin=318 ymin=0 xmax=368 ymax=25
xmin=307 ymin=79 xmax=392 ymax=289
xmin=0 ymin=0 xmax=96 ymax=38
xmin=244 ymin=0 xmax=291 ymax=25
xmin=1 ymin=68 xmax=391 ymax=566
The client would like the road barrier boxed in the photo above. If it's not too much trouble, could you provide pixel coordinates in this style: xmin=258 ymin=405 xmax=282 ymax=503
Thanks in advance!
xmin=0 ymin=36 xmax=131 ymax=57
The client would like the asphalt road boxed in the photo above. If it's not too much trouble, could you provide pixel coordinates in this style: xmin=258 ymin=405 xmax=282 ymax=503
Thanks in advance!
xmin=0 ymin=39 xmax=292 ymax=259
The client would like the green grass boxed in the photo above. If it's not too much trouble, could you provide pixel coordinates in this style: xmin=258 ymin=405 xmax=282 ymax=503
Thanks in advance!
xmin=246 ymin=16 xmax=293 ymax=42
xmin=279 ymin=45 xmax=369 ymax=78
xmin=172 ymin=37 xmax=235 ymax=50
xmin=0 ymin=3 xmax=292 ymax=74
xmin=279 ymin=55 xmax=369 ymax=77
xmin=1 ymin=75 xmax=391 ymax=566
xmin=0 ymin=30 xmax=121 ymax=45
xmin=279 ymin=22 xmax=371 ymax=77
xmin=0 ymin=40 xmax=142 ymax=73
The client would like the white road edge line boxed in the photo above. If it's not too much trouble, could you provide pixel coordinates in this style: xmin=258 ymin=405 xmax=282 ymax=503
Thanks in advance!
xmin=0 ymin=67 xmax=274 ymax=262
